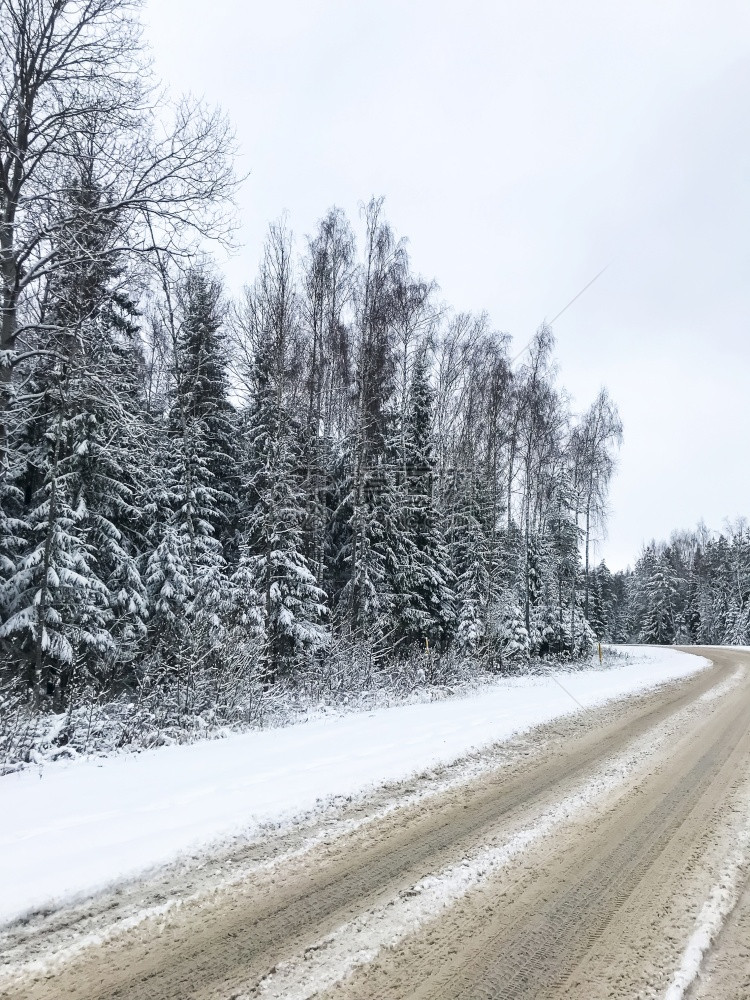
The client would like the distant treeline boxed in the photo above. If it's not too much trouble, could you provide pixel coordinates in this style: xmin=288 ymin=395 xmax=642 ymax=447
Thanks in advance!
xmin=589 ymin=523 xmax=750 ymax=646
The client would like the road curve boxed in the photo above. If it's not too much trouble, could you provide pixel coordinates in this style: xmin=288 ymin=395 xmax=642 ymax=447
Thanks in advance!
xmin=2 ymin=647 xmax=749 ymax=1000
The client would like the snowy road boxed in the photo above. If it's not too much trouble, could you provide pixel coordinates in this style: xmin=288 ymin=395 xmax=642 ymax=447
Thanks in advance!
xmin=3 ymin=647 xmax=750 ymax=998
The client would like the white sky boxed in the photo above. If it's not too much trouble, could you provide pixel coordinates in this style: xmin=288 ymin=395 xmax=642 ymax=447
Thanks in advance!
xmin=143 ymin=0 xmax=750 ymax=571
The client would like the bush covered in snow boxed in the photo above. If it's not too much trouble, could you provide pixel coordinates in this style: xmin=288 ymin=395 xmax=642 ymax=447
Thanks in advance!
xmin=1 ymin=634 xmax=610 ymax=773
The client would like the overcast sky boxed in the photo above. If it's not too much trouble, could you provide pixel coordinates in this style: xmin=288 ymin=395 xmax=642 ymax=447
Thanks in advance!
xmin=143 ymin=0 xmax=750 ymax=570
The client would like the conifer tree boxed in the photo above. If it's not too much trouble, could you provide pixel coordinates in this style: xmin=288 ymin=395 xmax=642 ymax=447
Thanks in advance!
xmin=448 ymin=471 xmax=491 ymax=658
xmin=0 ymin=446 xmax=113 ymax=704
xmin=172 ymin=267 xmax=238 ymax=543
xmin=331 ymin=442 xmax=395 ymax=640
xmin=589 ymin=561 xmax=614 ymax=640
xmin=492 ymin=595 xmax=530 ymax=669
xmin=236 ymin=223 xmax=328 ymax=681
xmin=0 ymin=171 xmax=147 ymax=702
xmin=340 ymin=199 xmax=404 ymax=640
xmin=640 ymin=552 xmax=679 ymax=644
xmin=164 ymin=265 xmax=236 ymax=572
xmin=395 ymin=350 xmax=455 ymax=648
xmin=241 ymin=349 xmax=328 ymax=681
xmin=145 ymin=522 xmax=193 ymax=638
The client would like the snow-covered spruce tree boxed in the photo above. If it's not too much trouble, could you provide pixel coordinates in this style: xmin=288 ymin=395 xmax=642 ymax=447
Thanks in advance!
xmin=0 ymin=437 xmax=113 ymax=705
xmin=159 ymin=420 xmax=225 ymax=576
xmin=142 ymin=507 xmax=225 ymax=721
xmin=331 ymin=476 xmax=402 ymax=660
xmin=235 ymin=222 xmax=328 ymax=682
xmin=176 ymin=546 xmax=265 ymax=720
xmin=0 ymin=461 xmax=27 ymax=634
xmin=524 ymin=532 xmax=544 ymax=652
xmin=144 ymin=521 xmax=193 ymax=650
xmin=723 ymin=602 xmax=750 ymax=646
xmin=141 ymin=265 xmax=235 ymax=669
xmin=393 ymin=349 xmax=455 ymax=649
xmin=153 ymin=265 xmax=234 ymax=571
xmin=299 ymin=208 xmax=356 ymax=585
xmin=170 ymin=266 xmax=238 ymax=548
xmin=139 ymin=425 xmax=222 ymax=710
xmin=241 ymin=347 xmax=328 ymax=682
xmin=144 ymin=531 xmax=264 ymax=723
xmin=220 ymin=548 xmax=264 ymax=657
xmin=327 ymin=437 xmax=392 ymax=644
xmin=588 ymin=561 xmax=614 ymax=641
xmin=489 ymin=593 xmax=530 ymax=669
xmin=0 ymin=172 xmax=148 ymax=705
xmin=446 ymin=469 xmax=491 ymax=659
xmin=333 ymin=199 xmax=406 ymax=646
xmin=544 ymin=482 xmax=583 ymax=654
xmin=62 ymin=253 xmax=149 ymax=678
xmin=639 ymin=551 xmax=679 ymax=644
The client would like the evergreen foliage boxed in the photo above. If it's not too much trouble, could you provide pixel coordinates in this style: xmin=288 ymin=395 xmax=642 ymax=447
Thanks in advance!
xmin=606 ymin=522 xmax=750 ymax=647
xmin=0 ymin=191 xmax=625 ymax=718
xmin=241 ymin=349 xmax=328 ymax=681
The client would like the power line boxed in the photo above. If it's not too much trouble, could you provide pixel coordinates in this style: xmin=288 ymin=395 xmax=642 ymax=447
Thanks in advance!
xmin=511 ymin=261 xmax=613 ymax=366
xmin=537 ymin=662 xmax=589 ymax=712
xmin=548 ymin=261 xmax=612 ymax=326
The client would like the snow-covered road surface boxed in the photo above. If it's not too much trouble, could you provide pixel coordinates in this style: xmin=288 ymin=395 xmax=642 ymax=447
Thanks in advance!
xmin=3 ymin=646 xmax=750 ymax=1000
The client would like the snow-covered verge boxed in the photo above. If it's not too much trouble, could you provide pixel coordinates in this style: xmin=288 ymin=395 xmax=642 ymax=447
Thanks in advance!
xmin=0 ymin=645 xmax=709 ymax=929
xmin=0 ymin=646 xmax=623 ymax=774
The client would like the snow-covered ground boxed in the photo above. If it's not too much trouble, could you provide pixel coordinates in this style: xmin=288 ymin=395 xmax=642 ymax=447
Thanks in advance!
xmin=0 ymin=645 xmax=710 ymax=927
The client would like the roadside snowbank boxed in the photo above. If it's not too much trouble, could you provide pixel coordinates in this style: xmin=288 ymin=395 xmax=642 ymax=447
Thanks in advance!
xmin=0 ymin=645 xmax=709 ymax=927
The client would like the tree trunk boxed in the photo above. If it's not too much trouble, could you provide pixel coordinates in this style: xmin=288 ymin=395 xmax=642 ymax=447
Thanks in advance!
xmin=585 ymin=501 xmax=591 ymax=620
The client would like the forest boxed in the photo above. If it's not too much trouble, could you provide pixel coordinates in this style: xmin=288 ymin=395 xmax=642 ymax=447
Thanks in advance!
xmin=0 ymin=1 xmax=630 ymax=759
xmin=596 ymin=522 xmax=750 ymax=648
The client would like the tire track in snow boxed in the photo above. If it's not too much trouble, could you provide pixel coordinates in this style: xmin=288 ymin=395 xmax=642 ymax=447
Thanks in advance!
xmin=4 ymin=648 xmax=738 ymax=1000
xmin=663 ymin=815 xmax=750 ymax=1000
xmin=244 ymin=681 xmax=736 ymax=1000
